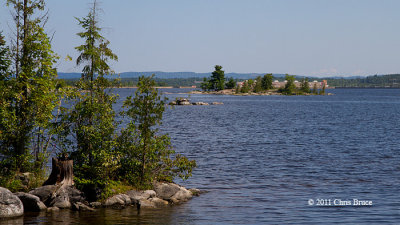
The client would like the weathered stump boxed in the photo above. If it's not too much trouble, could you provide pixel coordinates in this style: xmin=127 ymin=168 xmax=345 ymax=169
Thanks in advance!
xmin=43 ymin=157 xmax=74 ymax=186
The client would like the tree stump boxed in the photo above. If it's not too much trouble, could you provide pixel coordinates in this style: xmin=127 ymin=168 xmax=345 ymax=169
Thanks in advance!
xmin=43 ymin=157 xmax=74 ymax=186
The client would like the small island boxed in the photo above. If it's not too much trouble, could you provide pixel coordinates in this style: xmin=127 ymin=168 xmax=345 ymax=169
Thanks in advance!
xmin=195 ymin=65 xmax=329 ymax=96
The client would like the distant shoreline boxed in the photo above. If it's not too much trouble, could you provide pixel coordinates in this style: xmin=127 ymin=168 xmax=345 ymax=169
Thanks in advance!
xmin=116 ymin=86 xmax=174 ymax=89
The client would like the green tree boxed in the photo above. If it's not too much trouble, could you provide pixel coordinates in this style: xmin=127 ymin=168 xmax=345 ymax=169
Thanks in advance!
xmin=261 ymin=73 xmax=274 ymax=90
xmin=240 ymin=80 xmax=250 ymax=93
xmin=312 ymin=82 xmax=318 ymax=94
xmin=300 ymin=77 xmax=311 ymax=93
xmin=253 ymin=76 xmax=263 ymax=93
xmin=200 ymin=77 xmax=211 ymax=91
xmin=225 ymin=77 xmax=236 ymax=89
xmin=118 ymin=76 xmax=196 ymax=189
xmin=210 ymin=65 xmax=225 ymax=91
xmin=58 ymin=1 xmax=119 ymax=193
xmin=282 ymin=74 xmax=296 ymax=95
xmin=0 ymin=0 xmax=60 ymax=176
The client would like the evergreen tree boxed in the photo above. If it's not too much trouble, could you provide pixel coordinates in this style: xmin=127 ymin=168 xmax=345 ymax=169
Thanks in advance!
xmin=118 ymin=76 xmax=196 ymax=189
xmin=282 ymin=74 xmax=296 ymax=95
xmin=210 ymin=65 xmax=225 ymax=91
xmin=300 ymin=77 xmax=311 ymax=93
xmin=58 ymin=0 xmax=119 ymax=191
xmin=240 ymin=80 xmax=250 ymax=93
xmin=200 ymin=77 xmax=211 ymax=91
xmin=253 ymin=76 xmax=263 ymax=93
xmin=0 ymin=0 xmax=60 ymax=175
xmin=225 ymin=77 xmax=236 ymax=89
xmin=261 ymin=73 xmax=274 ymax=90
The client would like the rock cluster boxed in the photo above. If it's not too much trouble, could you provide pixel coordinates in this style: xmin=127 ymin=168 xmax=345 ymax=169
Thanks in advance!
xmin=0 ymin=182 xmax=200 ymax=217
xmin=105 ymin=182 xmax=195 ymax=209
xmin=169 ymin=98 xmax=222 ymax=106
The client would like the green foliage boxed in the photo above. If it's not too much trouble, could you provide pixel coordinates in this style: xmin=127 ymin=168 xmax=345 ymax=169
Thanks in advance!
xmin=261 ymin=73 xmax=274 ymax=90
xmin=300 ymin=77 xmax=311 ymax=94
xmin=209 ymin=65 xmax=225 ymax=91
xmin=0 ymin=176 xmax=23 ymax=193
xmin=282 ymin=74 xmax=296 ymax=95
xmin=55 ymin=1 xmax=120 ymax=194
xmin=253 ymin=76 xmax=263 ymax=93
xmin=225 ymin=77 xmax=236 ymax=89
xmin=0 ymin=0 xmax=61 ymax=175
xmin=312 ymin=82 xmax=318 ymax=94
xmin=118 ymin=75 xmax=196 ymax=189
xmin=200 ymin=77 xmax=212 ymax=91
xmin=240 ymin=80 xmax=251 ymax=93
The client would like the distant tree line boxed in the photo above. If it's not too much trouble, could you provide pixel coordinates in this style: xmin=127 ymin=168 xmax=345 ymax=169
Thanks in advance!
xmin=325 ymin=74 xmax=400 ymax=88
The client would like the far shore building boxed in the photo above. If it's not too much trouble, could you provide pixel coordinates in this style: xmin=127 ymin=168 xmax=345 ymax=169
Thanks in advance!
xmin=236 ymin=79 xmax=328 ymax=89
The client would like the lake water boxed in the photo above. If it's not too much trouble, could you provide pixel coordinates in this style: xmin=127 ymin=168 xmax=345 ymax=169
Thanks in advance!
xmin=9 ymin=88 xmax=400 ymax=224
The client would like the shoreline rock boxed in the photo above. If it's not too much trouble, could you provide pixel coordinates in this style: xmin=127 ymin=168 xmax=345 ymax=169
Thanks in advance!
xmin=0 ymin=182 xmax=200 ymax=217
xmin=169 ymin=98 xmax=222 ymax=106
xmin=0 ymin=187 xmax=24 ymax=218
xmin=14 ymin=192 xmax=46 ymax=212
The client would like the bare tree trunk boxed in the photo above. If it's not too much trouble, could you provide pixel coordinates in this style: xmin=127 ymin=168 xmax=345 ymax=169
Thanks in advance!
xmin=43 ymin=157 xmax=74 ymax=186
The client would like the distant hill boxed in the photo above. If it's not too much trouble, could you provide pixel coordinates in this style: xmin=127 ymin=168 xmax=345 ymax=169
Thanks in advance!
xmin=57 ymin=71 xmax=288 ymax=80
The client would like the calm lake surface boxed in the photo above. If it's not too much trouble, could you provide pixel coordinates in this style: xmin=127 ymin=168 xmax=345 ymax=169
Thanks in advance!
xmin=9 ymin=88 xmax=400 ymax=224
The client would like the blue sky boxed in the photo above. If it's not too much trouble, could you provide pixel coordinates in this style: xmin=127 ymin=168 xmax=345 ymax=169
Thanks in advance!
xmin=1 ymin=0 xmax=400 ymax=77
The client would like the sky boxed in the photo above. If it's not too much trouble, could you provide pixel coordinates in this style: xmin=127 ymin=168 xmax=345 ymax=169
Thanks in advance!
xmin=1 ymin=0 xmax=400 ymax=77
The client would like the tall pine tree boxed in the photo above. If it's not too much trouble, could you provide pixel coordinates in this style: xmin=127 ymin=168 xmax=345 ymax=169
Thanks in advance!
xmin=0 ymin=0 xmax=60 ymax=174
xmin=58 ymin=0 xmax=119 ymax=191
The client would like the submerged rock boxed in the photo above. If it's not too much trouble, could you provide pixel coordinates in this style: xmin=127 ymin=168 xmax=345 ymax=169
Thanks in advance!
xmin=46 ymin=206 xmax=59 ymax=213
xmin=189 ymin=188 xmax=201 ymax=196
xmin=192 ymin=102 xmax=209 ymax=105
xmin=15 ymin=192 xmax=46 ymax=212
xmin=0 ymin=187 xmax=24 ymax=218
xmin=89 ymin=202 xmax=102 ymax=208
xmin=211 ymin=102 xmax=224 ymax=105
xmin=72 ymin=202 xmax=94 ymax=211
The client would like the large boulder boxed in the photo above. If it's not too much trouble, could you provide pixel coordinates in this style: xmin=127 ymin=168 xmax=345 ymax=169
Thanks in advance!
xmin=52 ymin=187 xmax=71 ymax=209
xmin=29 ymin=185 xmax=85 ymax=208
xmin=29 ymin=185 xmax=57 ymax=205
xmin=176 ymin=98 xmax=191 ymax=105
xmin=153 ymin=182 xmax=181 ymax=200
xmin=137 ymin=198 xmax=168 ymax=208
xmin=62 ymin=186 xmax=85 ymax=204
xmin=149 ymin=197 xmax=168 ymax=207
xmin=104 ymin=194 xmax=131 ymax=208
xmin=126 ymin=190 xmax=156 ymax=204
xmin=0 ymin=187 xmax=24 ymax=218
xmin=170 ymin=187 xmax=193 ymax=203
xmin=14 ymin=192 xmax=46 ymax=212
